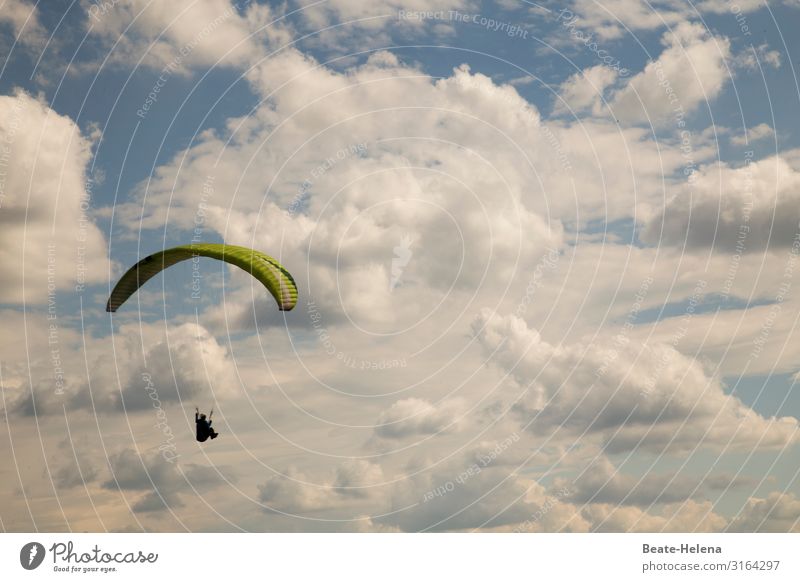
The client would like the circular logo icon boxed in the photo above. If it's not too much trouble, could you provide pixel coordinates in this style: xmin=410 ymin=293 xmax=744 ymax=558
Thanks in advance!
xmin=20 ymin=542 xmax=46 ymax=570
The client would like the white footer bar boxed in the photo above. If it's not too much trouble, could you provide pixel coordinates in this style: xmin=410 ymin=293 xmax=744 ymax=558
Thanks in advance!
xmin=2 ymin=533 xmax=798 ymax=581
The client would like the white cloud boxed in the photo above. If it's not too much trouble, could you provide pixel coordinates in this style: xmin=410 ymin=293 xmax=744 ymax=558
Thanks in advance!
xmin=562 ymin=456 xmax=754 ymax=506
xmin=258 ymin=466 xmax=339 ymax=513
xmin=562 ymin=0 xmax=691 ymax=40
xmin=1 ymin=319 xmax=239 ymax=416
xmin=610 ymin=23 xmax=731 ymax=125
xmin=0 ymin=90 xmax=110 ymax=304
xmin=630 ymin=294 xmax=800 ymax=377
xmin=697 ymin=0 xmax=764 ymax=13
xmin=582 ymin=499 xmax=727 ymax=532
xmin=377 ymin=454 xmax=546 ymax=531
xmin=104 ymin=448 xmax=234 ymax=512
xmin=559 ymin=0 xmax=766 ymax=41
xmin=84 ymin=0 xmax=285 ymax=71
xmin=113 ymin=54 xmax=576 ymax=331
xmin=642 ymin=154 xmax=800 ymax=250
xmin=0 ymin=0 xmax=45 ymax=47
xmin=734 ymin=43 xmax=782 ymax=71
xmin=112 ymin=49 xmax=709 ymax=343
xmin=258 ymin=460 xmax=385 ymax=513
xmin=472 ymin=308 xmax=798 ymax=454
xmin=116 ymin=321 xmax=241 ymax=410
xmin=374 ymin=397 xmax=462 ymax=439
xmin=728 ymin=492 xmax=800 ymax=532
xmin=554 ymin=65 xmax=618 ymax=115
xmin=295 ymin=0 xmax=472 ymax=49
xmin=730 ymin=122 xmax=775 ymax=146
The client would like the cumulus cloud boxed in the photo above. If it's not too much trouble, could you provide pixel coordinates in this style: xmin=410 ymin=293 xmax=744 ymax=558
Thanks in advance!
xmin=582 ymin=499 xmax=728 ymax=532
xmin=0 ymin=0 xmax=46 ymax=48
xmin=110 ymin=49 xmax=714 ymax=346
xmin=258 ymin=467 xmax=336 ymax=513
xmin=112 ymin=54 xmax=573 ymax=331
xmin=0 ymin=90 xmax=110 ymax=303
xmin=557 ymin=0 xmax=765 ymax=42
xmin=295 ymin=0 xmax=471 ymax=51
xmin=554 ymin=65 xmax=618 ymax=116
xmin=562 ymin=456 xmax=754 ymax=507
xmin=120 ymin=46 xmax=670 ymax=235
xmin=472 ymin=309 xmax=798 ymax=454
xmin=84 ymin=0 xmax=287 ymax=71
xmin=610 ymin=23 xmax=731 ymax=125
xmin=642 ymin=154 xmax=800 ymax=250
xmin=375 ymin=445 xmax=742 ymax=532
xmin=258 ymin=460 xmax=385 ymax=513
xmin=2 ymin=320 xmax=238 ymax=416
xmin=373 ymin=397 xmax=462 ymax=439
xmin=560 ymin=0 xmax=691 ymax=40
xmin=696 ymin=0 xmax=764 ymax=14
xmin=104 ymin=448 xmax=234 ymax=512
xmin=733 ymin=43 xmax=782 ymax=71
xmin=728 ymin=492 xmax=800 ymax=532
xmin=377 ymin=455 xmax=546 ymax=531
xmin=730 ymin=122 xmax=775 ymax=146
xmin=116 ymin=322 xmax=240 ymax=411
xmin=51 ymin=437 xmax=100 ymax=489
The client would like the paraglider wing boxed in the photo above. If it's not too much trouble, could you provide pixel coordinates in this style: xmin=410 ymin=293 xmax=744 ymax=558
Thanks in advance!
xmin=106 ymin=243 xmax=297 ymax=312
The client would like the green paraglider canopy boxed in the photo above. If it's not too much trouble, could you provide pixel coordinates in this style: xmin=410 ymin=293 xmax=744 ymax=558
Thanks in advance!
xmin=106 ymin=243 xmax=298 ymax=312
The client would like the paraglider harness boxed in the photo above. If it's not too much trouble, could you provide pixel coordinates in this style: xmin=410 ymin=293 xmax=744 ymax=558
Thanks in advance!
xmin=196 ymin=407 xmax=219 ymax=442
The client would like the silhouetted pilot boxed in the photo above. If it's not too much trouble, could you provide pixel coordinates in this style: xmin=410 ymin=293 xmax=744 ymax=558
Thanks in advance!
xmin=195 ymin=407 xmax=218 ymax=442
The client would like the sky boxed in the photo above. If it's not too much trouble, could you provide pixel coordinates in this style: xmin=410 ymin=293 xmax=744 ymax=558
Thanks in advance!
xmin=1 ymin=0 xmax=800 ymax=532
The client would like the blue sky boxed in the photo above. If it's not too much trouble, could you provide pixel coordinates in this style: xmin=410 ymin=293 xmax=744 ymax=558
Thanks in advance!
xmin=2 ymin=0 xmax=800 ymax=533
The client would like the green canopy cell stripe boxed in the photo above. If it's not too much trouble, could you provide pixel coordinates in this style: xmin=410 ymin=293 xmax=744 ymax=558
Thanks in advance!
xmin=106 ymin=243 xmax=298 ymax=312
